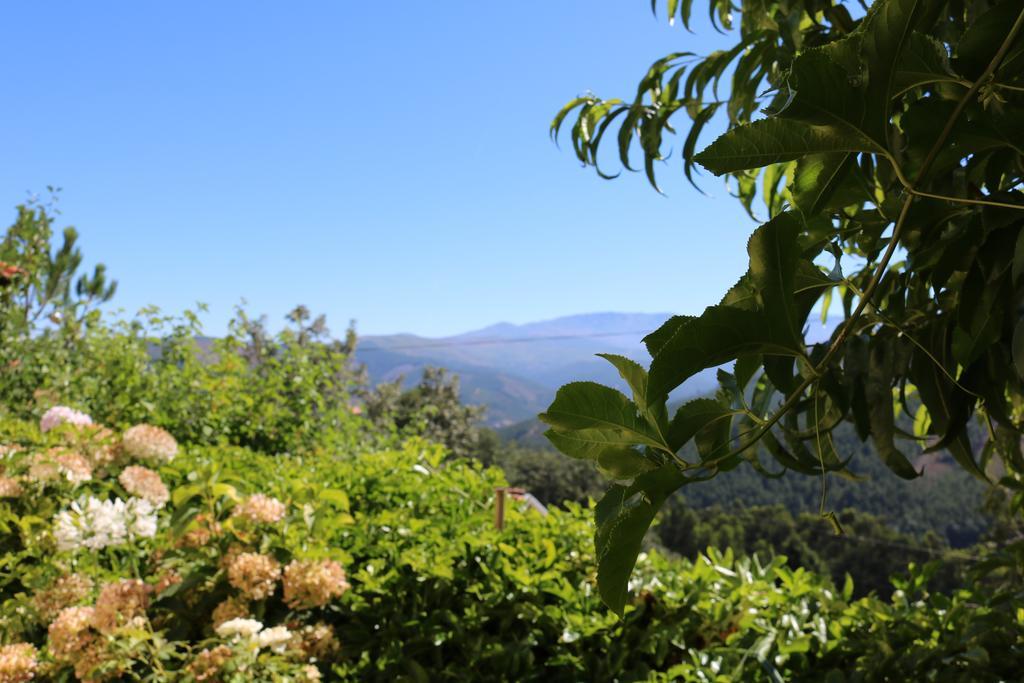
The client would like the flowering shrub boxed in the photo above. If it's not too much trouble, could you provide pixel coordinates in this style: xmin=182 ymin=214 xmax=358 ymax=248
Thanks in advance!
xmin=0 ymin=410 xmax=1021 ymax=681
xmin=0 ymin=412 xmax=339 ymax=680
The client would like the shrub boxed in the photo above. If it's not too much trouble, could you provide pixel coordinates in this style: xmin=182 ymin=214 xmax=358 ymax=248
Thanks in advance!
xmin=1 ymin=410 xmax=1021 ymax=681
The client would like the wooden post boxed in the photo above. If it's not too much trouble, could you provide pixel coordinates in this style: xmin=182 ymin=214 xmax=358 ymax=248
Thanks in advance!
xmin=494 ymin=487 xmax=506 ymax=530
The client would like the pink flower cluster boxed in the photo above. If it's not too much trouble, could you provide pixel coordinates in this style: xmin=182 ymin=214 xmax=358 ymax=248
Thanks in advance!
xmin=40 ymin=406 xmax=93 ymax=433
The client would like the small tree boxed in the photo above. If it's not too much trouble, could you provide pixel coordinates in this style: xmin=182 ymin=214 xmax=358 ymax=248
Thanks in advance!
xmin=543 ymin=0 xmax=1024 ymax=611
xmin=364 ymin=367 xmax=486 ymax=460
xmin=0 ymin=197 xmax=117 ymax=415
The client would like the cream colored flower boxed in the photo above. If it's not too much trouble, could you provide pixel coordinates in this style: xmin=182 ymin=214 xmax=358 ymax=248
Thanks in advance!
xmin=92 ymin=579 xmax=150 ymax=634
xmin=187 ymin=645 xmax=233 ymax=681
xmin=231 ymin=494 xmax=286 ymax=524
xmin=215 ymin=618 xmax=263 ymax=639
xmin=0 ymin=643 xmax=38 ymax=683
xmin=54 ymin=451 xmax=92 ymax=484
xmin=121 ymin=424 xmax=178 ymax=463
xmin=33 ymin=573 xmax=94 ymax=623
xmin=52 ymin=496 xmax=157 ymax=552
xmin=283 ymin=559 xmax=351 ymax=610
xmin=292 ymin=622 xmax=340 ymax=661
xmin=256 ymin=625 xmax=292 ymax=653
xmin=0 ymin=476 xmax=22 ymax=499
xmin=153 ymin=569 xmax=183 ymax=596
xmin=227 ymin=553 xmax=281 ymax=600
xmin=47 ymin=605 xmax=96 ymax=661
xmin=118 ymin=466 xmax=169 ymax=507
xmin=26 ymin=455 xmax=59 ymax=483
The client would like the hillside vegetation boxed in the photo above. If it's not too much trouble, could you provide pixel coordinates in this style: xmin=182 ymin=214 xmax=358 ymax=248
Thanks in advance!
xmin=1 ymin=201 xmax=1023 ymax=680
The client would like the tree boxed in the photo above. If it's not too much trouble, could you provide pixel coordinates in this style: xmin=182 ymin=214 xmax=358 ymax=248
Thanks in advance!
xmin=363 ymin=367 xmax=487 ymax=459
xmin=542 ymin=0 xmax=1024 ymax=612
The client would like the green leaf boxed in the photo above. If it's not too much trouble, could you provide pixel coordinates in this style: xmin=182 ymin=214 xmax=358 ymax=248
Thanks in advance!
xmin=1013 ymin=318 xmax=1024 ymax=380
xmin=956 ymin=0 xmax=1024 ymax=79
xmin=667 ymin=398 xmax=737 ymax=453
xmin=1013 ymin=228 xmax=1024 ymax=284
xmin=544 ymin=429 xmax=658 ymax=478
xmin=597 ymin=353 xmax=652 ymax=414
xmin=866 ymin=337 xmax=921 ymax=479
xmin=792 ymin=153 xmax=855 ymax=216
xmin=597 ymin=448 xmax=661 ymax=479
xmin=593 ymin=465 xmax=686 ymax=614
xmin=551 ymin=97 xmax=592 ymax=142
xmin=747 ymin=213 xmax=802 ymax=347
xmin=540 ymin=382 xmax=669 ymax=452
xmin=774 ymin=47 xmax=867 ymax=132
xmin=860 ymin=0 xmax=930 ymax=138
xmin=893 ymin=32 xmax=958 ymax=95
xmin=645 ymin=306 xmax=803 ymax=403
xmin=695 ymin=118 xmax=883 ymax=175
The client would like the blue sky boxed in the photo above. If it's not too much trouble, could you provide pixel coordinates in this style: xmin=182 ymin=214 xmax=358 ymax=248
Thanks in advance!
xmin=1 ymin=2 xmax=756 ymax=338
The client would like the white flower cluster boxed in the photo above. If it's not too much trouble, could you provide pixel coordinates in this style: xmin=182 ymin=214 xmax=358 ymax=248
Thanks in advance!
xmin=214 ymin=619 xmax=292 ymax=653
xmin=40 ymin=406 xmax=93 ymax=433
xmin=53 ymin=496 xmax=158 ymax=552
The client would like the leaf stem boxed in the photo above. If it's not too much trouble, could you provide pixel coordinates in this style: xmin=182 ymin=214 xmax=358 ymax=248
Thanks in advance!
xmin=906 ymin=189 xmax=1024 ymax=211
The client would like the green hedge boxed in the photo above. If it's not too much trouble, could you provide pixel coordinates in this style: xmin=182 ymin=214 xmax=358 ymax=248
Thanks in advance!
xmin=1 ymin=416 xmax=1021 ymax=681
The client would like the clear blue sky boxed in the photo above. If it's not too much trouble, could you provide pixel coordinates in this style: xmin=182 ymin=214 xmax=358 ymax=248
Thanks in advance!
xmin=1 ymin=2 xmax=756 ymax=338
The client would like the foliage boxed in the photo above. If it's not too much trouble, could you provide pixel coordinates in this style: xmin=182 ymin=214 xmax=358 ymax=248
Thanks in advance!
xmin=544 ymin=0 xmax=1024 ymax=611
xmin=363 ymin=367 xmax=486 ymax=460
xmin=0 ymin=204 xmax=368 ymax=455
xmin=657 ymin=502 xmax=965 ymax=598
xmin=2 ymin=413 xmax=1022 ymax=681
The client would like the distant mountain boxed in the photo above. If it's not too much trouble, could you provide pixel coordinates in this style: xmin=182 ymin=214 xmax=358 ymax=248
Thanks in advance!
xmin=357 ymin=312 xmax=721 ymax=426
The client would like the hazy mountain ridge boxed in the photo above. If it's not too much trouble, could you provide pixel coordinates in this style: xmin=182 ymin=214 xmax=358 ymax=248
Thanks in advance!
xmin=358 ymin=312 xmax=722 ymax=426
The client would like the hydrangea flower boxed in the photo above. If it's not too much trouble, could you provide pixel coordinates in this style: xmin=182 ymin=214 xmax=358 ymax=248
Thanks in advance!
xmin=53 ymin=496 xmax=158 ymax=552
xmin=215 ymin=618 xmax=264 ymax=639
xmin=283 ymin=559 xmax=351 ymax=609
xmin=40 ymin=406 xmax=93 ymax=433
xmin=33 ymin=573 xmax=94 ymax=623
xmin=121 ymin=424 xmax=178 ymax=463
xmin=118 ymin=466 xmax=170 ymax=507
xmin=227 ymin=552 xmax=282 ymax=600
xmin=0 ymin=643 xmax=38 ymax=683
xmin=257 ymin=625 xmax=292 ymax=653
xmin=47 ymin=606 xmax=96 ymax=661
xmin=0 ymin=476 xmax=23 ymax=498
xmin=231 ymin=494 xmax=287 ymax=524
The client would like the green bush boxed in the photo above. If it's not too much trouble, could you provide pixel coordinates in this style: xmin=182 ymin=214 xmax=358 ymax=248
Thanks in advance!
xmin=1 ymin=414 xmax=1021 ymax=681
xmin=0 ymin=203 xmax=368 ymax=456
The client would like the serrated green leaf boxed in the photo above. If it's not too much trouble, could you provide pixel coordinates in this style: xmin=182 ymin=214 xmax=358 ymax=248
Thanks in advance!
xmin=540 ymin=382 xmax=669 ymax=452
xmin=597 ymin=353 xmax=651 ymax=413
xmin=597 ymin=448 xmax=660 ymax=479
xmin=792 ymin=153 xmax=855 ymax=216
xmin=860 ymin=0 xmax=930 ymax=139
xmin=667 ymin=398 xmax=737 ymax=453
xmin=747 ymin=213 xmax=803 ymax=347
xmin=593 ymin=464 xmax=686 ymax=614
xmin=695 ymin=118 xmax=883 ymax=175
xmin=645 ymin=306 xmax=802 ymax=403
xmin=867 ymin=337 xmax=920 ymax=479
xmin=893 ymin=32 xmax=958 ymax=95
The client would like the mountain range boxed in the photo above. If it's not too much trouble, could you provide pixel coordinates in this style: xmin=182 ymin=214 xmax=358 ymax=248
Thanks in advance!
xmin=357 ymin=312 xmax=722 ymax=426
